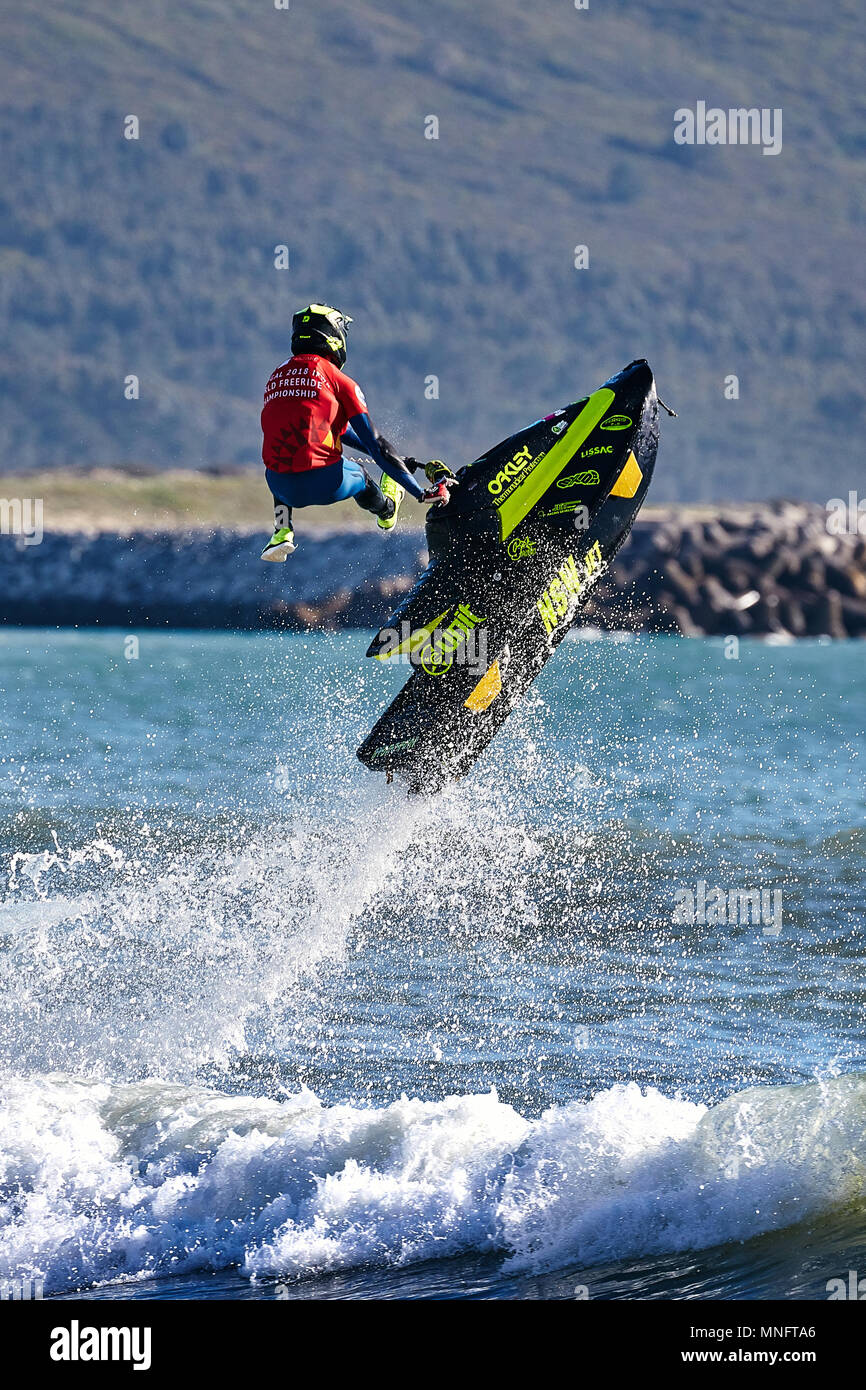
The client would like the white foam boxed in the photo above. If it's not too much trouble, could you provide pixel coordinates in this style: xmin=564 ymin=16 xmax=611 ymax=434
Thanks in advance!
xmin=1 ymin=1072 xmax=863 ymax=1294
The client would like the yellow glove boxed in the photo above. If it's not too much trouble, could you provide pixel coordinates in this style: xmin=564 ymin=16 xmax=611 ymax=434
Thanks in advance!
xmin=424 ymin=460 xmax=457 ymax=484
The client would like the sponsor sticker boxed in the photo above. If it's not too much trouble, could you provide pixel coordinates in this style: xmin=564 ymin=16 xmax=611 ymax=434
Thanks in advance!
xmin=542 ymin=501 xmax=581 ymax=517
xmin=488 ymin=445 xmax=547 ymax=501
xmin=556 ymin=469 xmax=600 ymax=490
xmin=418 ymin=604 xmax=486 ymax=676
xmin=487 ymin=444 xmax=534 ymax=496
xmin=536 ymin=541 xmax=604 ymax=636
xmin=507 ymin=536 xmax=538 ymax=560
xmin=372 ymin=736 xmax=418 ymax=760
xmin=599 ymin=414 xmax=632 ymax=431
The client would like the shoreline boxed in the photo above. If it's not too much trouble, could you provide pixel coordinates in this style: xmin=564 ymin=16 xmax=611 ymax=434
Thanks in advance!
xmin=1 ymin=502 xmax=863 ymax=638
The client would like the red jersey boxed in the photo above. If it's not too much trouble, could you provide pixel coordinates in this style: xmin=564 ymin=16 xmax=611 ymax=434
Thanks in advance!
xmin=261 ymin=354 xmax=369 ymax=473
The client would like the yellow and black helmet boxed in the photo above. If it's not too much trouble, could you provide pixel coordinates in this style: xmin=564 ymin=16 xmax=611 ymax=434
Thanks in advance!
xmin=291 ymin=303 xmax=353 ymax=368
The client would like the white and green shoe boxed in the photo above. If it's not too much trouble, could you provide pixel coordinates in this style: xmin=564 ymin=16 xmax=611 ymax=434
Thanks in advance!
xmin=377 ymin=474 xmax=405 ymax=531
xmin=260 ymin=526 xmax=296 ymax=562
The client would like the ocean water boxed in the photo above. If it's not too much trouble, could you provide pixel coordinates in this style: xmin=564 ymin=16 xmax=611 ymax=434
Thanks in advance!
xmin=0 ymin=628 xmax=863 ymax=1302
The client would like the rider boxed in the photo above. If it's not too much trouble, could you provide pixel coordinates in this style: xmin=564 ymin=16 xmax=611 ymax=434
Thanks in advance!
xmin=261 ymin=304 xmax=455 ymax=560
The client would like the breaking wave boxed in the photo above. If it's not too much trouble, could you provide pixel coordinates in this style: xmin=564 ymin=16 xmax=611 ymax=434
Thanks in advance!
xmin=1 ymin=1071 xmax=863 ymax=1294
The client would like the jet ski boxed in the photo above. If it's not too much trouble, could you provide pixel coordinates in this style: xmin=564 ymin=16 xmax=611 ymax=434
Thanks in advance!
xmin=357 ymin=359 xmax=670 ymax=794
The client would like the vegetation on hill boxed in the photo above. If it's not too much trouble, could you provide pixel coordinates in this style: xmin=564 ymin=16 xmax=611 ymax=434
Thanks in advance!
xmin=0 ymin=0 xmax=863 ymax=501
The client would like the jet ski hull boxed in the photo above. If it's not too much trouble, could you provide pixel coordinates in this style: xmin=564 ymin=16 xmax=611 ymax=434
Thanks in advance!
xmin=357 ymin=360 xmax=661 ymax=793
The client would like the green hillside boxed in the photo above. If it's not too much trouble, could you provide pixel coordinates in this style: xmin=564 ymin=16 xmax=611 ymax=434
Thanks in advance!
xmin=0 ymin=0 xmax=864 ymax=501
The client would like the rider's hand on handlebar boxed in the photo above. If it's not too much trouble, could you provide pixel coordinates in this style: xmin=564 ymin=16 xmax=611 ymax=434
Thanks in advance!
xmin=422 ymin=478 xmax=458 ymax=506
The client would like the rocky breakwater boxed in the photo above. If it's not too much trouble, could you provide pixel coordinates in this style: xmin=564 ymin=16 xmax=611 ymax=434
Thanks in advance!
xmin=0 ymin=527 xmax=428 ymax=630
xmin=0 ymin=503 xmax=863 ymax=637
xmin=580 ymin=502 xmax=866 ymax=638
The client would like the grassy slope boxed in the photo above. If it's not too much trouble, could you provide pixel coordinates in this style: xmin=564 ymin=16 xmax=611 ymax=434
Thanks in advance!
xmin=0 ymin=0 xmax=863 ymax=501
xmin=0 ymin=469 xmax=392 ymax=533
xmin=0 ymin=469 xmax=761 ymax=535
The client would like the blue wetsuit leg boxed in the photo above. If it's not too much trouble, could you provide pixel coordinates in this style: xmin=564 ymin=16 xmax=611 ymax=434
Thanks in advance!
xmin=265 ymin=460 xmax=388 ymax=523
xmin=265 ymin=459 xmax=372 ymax=509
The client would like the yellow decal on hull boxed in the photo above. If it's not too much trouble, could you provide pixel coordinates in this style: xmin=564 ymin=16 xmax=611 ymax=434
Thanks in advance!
xmin=609 ymin=450 xmax=643 ymax=499
xmin=496 ymin=388 xmax=616 ymax=541
xmin=374 ymin=610 xmax=450 ymax=660
xmin=464 ymin=660 xmax=502 ymax=712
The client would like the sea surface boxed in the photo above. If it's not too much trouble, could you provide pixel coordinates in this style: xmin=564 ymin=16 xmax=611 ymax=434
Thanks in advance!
xmin=0 ymin=629 xmax=863 ymax=1301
